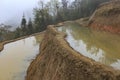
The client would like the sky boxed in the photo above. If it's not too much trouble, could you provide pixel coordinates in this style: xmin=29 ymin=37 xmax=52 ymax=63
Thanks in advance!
xmin=0 ymin=0 xmax=41 ymax=25
xmin=0 ymin=0 xmax=72 ymax=27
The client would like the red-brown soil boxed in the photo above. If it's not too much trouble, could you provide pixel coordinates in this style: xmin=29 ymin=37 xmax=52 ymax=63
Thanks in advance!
xmin=89 ymin=1 xmax=120 ymax=34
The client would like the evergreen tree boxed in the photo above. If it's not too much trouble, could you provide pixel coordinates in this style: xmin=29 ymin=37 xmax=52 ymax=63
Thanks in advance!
xmin=27 ymin=18 xmax=33 ymax=34
xmin=21 ymin=14 xmax=26 ymax=27
xmin=21 ymin=14 xmax=27 ymax=35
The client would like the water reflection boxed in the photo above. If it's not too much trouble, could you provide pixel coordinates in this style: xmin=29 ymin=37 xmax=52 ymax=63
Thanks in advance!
xmin=58 ymin=23 xmax=120 ymax=69
xmin=0 ymin=34 xmax=43 ymax=80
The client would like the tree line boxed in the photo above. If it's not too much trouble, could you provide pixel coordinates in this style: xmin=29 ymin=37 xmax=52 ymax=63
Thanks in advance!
xmin=0 ymin=15 xmax=34 ymax=41
xmin=0 ymin=0 xmax=110 ymax=42
xmin=33 ymin=0 xmax=110 ymax=32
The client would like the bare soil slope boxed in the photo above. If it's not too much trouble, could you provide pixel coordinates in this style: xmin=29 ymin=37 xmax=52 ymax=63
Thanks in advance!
xmin=89 ymin=1 xmax=120 ymax=34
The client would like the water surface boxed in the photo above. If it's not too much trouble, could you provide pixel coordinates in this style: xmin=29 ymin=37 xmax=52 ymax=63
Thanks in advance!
xmin=58 ymin=22 xmax=120 ymax=70
xmin=0 ymin=34 xmax=43 ymax=80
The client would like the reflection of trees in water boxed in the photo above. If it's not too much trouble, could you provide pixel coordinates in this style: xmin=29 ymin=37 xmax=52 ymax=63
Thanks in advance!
xmin=59 ymin=23 xmax=120 ymax=66
xmin=34 ymin=34 xmax=43 ymax=45
xmin=101 ymin=56 xmax=117 ymax=66
xmin=87 ymin=47 xmax=99 ymax=54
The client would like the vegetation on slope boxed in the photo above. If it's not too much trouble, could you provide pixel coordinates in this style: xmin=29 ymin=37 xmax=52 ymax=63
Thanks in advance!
xmin=89 ymin=0 xmax=120 ymax=34
xmin=0 ymin=0 xmax=111 ymax=42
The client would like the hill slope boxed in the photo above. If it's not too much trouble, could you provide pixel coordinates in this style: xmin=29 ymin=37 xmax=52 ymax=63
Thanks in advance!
xmin=89 ymin=0 xmax=120 ymax=34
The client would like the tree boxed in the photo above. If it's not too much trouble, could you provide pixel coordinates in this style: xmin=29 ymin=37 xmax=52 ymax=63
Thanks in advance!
xmin=27 ymin=18 xmax=33 ymax=34
xmin=21 ymin=14 xmax=26 ymax=27
xmin=21 ymin=14 xmax=27 ymax=35
xmin=34 ymin=0 xmax=53 ymax=32
xmin=33 ymin=0 xmax=111 ymax=32
xmin=14 ymin=27 xmax=21 ymax=38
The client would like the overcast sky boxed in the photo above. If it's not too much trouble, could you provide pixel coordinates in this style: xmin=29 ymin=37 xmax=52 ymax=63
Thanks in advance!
xmin=0 ymin=0 xmax=73 ymax=26
xmin=0 ymin=0 xmax=42 ymax=24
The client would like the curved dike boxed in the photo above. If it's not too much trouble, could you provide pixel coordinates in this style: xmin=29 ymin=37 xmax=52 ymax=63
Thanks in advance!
xmin=58 ymin=22 xmax=120 ymax=70
xmin=26 ymin=25 xmax=120 ymax=80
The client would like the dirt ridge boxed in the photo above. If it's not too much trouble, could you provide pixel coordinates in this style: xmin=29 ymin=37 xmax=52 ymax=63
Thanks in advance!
xmin=26 ymin=25 xmax=120 ymax=80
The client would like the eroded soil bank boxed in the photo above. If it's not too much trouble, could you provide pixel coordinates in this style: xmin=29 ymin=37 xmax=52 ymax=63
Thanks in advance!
xmin=75 ymin=1 xmax=120 ymax=34
xmin=26 ymin=25 xmax=120 ymax=80
xmin=88 ymin=1 xmax=120 ymax=34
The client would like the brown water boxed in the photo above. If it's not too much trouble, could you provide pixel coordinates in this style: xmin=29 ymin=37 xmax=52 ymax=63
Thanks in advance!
xmin=58 ymin=22 xmax=120 ymax=70
xmin=0 ymin=34 xmax=43 ymax=80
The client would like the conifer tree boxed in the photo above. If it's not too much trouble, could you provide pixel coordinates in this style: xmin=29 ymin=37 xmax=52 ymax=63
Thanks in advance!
xmin=27 ymin=18 xmax=33 ymax=34
xmin=21 ymin=14 xmax=27 ymax=35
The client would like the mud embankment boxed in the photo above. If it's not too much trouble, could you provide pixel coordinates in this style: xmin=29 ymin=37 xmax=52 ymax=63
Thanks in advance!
xmin=0 ymin=32 xmax=44 ymax=52
xmin=0 ymin=36 xmax=28 ymax=51
xmin=26 ymin=25 xmax=120 ymax=80
xmin=89 ymin=1 xmax=120 ymax=34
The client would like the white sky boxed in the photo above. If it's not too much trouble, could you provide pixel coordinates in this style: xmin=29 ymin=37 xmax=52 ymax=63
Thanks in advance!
xmin=0 ymin=0 xmax=42 ymax=23
xmin=0 ymin=0 xmax=73 ymax=25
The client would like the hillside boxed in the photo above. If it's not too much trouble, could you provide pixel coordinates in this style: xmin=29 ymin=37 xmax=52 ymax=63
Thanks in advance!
xmin=26 ymin=26 xmax=120 ymax=80
xmin=89 ymin=0 xmax=120 ymax=34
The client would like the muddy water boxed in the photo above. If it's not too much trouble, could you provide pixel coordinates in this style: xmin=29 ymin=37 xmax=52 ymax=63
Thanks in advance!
xmin=0 ymin=34 xmax=43 ymax=80
xmin=58 ymin=23 xmax=120 ymax=70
